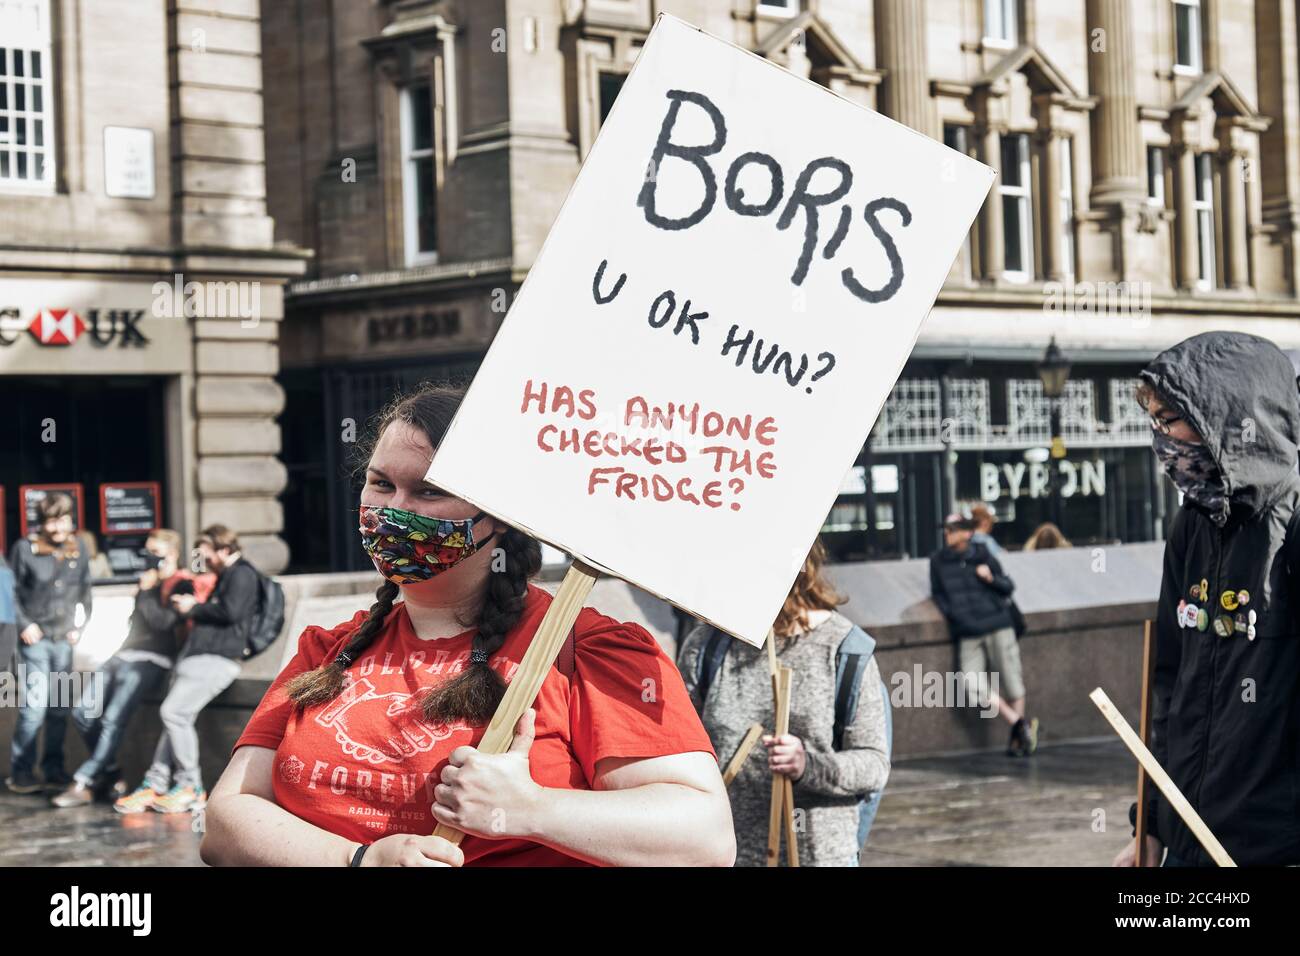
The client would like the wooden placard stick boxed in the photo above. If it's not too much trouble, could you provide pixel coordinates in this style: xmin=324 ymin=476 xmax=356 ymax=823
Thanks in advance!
xmin=767 ymin=664 xmax=797 ymax=866
xmin=766 ymin=769 xmax=784 ymax=865
xmin=432 ymin=558 xmax=601 ymax=845
xmin=777 ymin=667 xmax=798 ymax=867
xmin=764 ymin=628 xmax=782 ymax=866
xmin=1135 ymin=621 xmax=1157 ymax=865
xmin=724 ymin=723 xmax=764 ymax=787
xmin=1089 ymin=687 xmax=1236 ymax=867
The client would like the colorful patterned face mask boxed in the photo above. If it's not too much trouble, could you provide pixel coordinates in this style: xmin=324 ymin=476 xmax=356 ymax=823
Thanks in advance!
xmin=1152 ymin=431 xmax=1227 ymax=525
xmin=358 ymin=504 xmax=498 ymax=584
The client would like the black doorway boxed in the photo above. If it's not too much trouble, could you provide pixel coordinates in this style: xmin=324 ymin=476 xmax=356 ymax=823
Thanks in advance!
xmin=0 ymin=375 xmax=169 ymax=560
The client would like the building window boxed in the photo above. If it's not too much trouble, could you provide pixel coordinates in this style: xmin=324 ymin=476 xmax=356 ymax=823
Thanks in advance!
xmin=400 ymin=82 xmax=437 ymax=265
xmin=944 ymin=124 xmax=973 ymax=279
xmin=1059 ymin=138 xmax=1075 ymax=281
xmin=1009 ymin=379 xmax=1097 ymax=443
xmin=1173 ymin=0 xmax=1202 ymax=74
xmin=983 ymin=0 xmax=1018 ymax=47
xmin=757 ymin=0 xmax=801 ymax=16
xmin=0 ymin=0 xmax=55 ymax=192
xmin=598 ymin=72 xmax=626 ymax=126
xmin=1108 ymin=379 xmax=1153 ymax=443
xmin=1000 ymin=132 xmax=1034 ymax=281
xmin=1147 ymin=146 xmax=1166 ymax=206
xmin=947 ymin=379 xmax=992 ymax=445
xmin=871 ymin=379 xmax=943 ymax=452
xmin=1193 ymin=151 xmax=1215 ymax=289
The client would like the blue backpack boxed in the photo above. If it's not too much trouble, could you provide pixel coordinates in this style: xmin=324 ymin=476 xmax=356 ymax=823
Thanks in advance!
xmin=692 ymin=622 xmax=878 ymax=750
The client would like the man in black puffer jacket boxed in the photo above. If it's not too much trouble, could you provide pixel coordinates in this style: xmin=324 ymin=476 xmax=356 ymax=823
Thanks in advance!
xmin=930 ymin=511 xmax=1038 ymax=756
xmin=1117 ymin=331 xmax=1300 ymax=867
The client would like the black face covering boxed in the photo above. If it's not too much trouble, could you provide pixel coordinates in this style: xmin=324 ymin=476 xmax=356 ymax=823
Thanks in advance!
xmin=1152 ymin=431 xmax=1227 ymax=525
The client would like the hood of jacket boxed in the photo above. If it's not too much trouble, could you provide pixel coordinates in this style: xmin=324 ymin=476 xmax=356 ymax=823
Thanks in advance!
xmin=1138 ymin=331 xmax=1300 ymax=524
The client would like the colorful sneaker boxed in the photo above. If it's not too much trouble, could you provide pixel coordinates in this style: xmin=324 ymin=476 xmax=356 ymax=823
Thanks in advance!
xmin=1021 ymin=717 xmax=1040 ymax=756
xmin=152 ymin=785 xmax=206 ymax=814
xmin=114 ymin=785 xmax=162 ymax=814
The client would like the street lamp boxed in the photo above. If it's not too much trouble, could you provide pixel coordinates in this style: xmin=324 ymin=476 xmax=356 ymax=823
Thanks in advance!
xmin=1037 ymin=336 xmax=1071 ymax=460
xmin=1037 ymin=337 xmax=1072 ymax=528
xmin=1038 ymin=336 xmax=1072 ymax=400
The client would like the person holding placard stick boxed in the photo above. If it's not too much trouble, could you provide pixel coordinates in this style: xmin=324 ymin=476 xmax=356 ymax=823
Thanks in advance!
xmin=680 ymin=539 xmax=889 ymax=867
xmin=1114 ymin=332 xmax=1300 ymax=867
xmin=201 ymin=384 xmax=733 ymax=867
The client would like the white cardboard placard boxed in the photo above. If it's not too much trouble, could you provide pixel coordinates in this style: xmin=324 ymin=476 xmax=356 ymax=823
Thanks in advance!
xmin=427 ymin=14 xmax=994 ymax=646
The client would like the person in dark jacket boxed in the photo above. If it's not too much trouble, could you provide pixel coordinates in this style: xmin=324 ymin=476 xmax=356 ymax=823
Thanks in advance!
xmin=116 ymin=525 xmax=257 ymax=815
xmin=1116 ymin=331 xmax=1300 ymax=868
xmin=52 ymin=530 xmax=216 ymax=808
xmin=930 ymin=511 xmax=1039 ymax=756
xmin=5 ymin=493 xmax=92 ymax=794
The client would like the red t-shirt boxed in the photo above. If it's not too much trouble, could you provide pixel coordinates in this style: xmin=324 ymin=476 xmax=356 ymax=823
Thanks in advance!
xmin=233 ymin=583 xmax=715 ymax=866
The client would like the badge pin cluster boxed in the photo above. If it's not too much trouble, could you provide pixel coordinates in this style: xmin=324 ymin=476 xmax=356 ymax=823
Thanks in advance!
xmin=1176 ymin=600 xmax=1209 ymax=631
xmin=1182 ymin=584 xmax=1255 ymax=639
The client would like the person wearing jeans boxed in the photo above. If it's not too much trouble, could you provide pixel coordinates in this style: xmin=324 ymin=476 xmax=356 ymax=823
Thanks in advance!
xmin=140 ymin=654 xmax=242 ymax=794
xmin=856 ymin=679 xmax=893 ymax=853
xmin=53 ymin=529 xmax=215 ymax=807
xmin=10 ymin=638 xmax=76 ymax=788
xmin=116 ymin=525 xmax=258 ymax=815
xmin=6 ymin=493 xmax=92 ymax=794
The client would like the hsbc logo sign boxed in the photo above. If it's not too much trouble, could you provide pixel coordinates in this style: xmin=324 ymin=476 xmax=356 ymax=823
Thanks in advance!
xmin=0 ymin=307 xmax=148 ymax=347
xmin=28 ymin=308 xmax=86 ymax=345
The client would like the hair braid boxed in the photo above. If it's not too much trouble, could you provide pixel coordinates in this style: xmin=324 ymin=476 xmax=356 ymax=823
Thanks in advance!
xmin=286 ymin=580 xmax=399 ymax=708
xmin=419 ymin=526 xmax=541 ymax=725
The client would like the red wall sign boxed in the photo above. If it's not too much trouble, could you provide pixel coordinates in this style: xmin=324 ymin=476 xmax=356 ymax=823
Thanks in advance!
xmin=19 ymin=483 xmax=86 ymax=536
xmin=99 ymin=481 xmax=162 ymax=536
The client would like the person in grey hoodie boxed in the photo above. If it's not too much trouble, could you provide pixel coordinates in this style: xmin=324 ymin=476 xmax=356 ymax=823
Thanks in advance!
xmin=679 ymin=539 xmax=889 ymax=866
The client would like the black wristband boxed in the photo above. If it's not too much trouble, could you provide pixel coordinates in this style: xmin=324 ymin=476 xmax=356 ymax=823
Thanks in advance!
xmin=350 ymin=843 xmax=368 ymax=867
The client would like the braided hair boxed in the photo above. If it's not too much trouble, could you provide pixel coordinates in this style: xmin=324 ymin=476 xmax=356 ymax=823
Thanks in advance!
xmin=284 ymin=383 xmax=543 ymax=724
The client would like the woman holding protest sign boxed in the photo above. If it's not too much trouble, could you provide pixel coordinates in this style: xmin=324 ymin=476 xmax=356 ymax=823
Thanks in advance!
xmin=201 ymin=384 xmax=733 ymax=867
xmin=679 ymin=539 xmax=891 ymax=866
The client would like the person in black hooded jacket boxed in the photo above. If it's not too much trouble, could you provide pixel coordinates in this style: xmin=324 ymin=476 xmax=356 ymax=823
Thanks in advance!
xmin=1116 ymin=331 xmax=1300 ymax=867
xmin=930 ymin=511 xmax=1039 ymax=756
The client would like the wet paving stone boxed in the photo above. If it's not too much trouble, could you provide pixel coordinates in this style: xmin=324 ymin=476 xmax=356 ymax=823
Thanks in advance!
xmin=861 ymin=738 xmax=1140 ymax=867
xmin=0 ymin=789 xmax=204 ymax=867
xmin=1 ymin=738 xmax=1137 ymax=867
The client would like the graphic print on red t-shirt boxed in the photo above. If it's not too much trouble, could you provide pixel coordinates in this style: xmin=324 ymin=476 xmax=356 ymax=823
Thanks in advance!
xmin=233 ymin=583 xmax=716 ymax=866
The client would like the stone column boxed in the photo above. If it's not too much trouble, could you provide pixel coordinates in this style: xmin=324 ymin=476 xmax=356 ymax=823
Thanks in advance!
xmin=875 ymin=0 xmax=935 ymax=138
xmin=194 ymin=308 xmax=290 ymax=572
xmin=1256 ymin=0 xmax=1300 ymax=294
xmin=1040 ymin=128 xmax=1065 ymax=282
xmin=1085 ymin=0 xmax=1144 ymax=208
xmin=169 ymin=0 xmax=304 ymax=571
xmin=977 ymin=119 xmax=1006 ymax=280
xmin=1218 ymin=125 xmax=1251 ymax=290
xmin=1171 ymin=137 xmax=1201 ymax=290
xmin=1201 ymin=0 xmax=1220 ymax=73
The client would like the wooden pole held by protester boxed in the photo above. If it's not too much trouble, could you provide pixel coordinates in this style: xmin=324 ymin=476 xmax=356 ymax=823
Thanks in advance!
xmin=432 ymin=558 xmax=601 ymax=845
xmin=1134 ymin=621 xmax=1157 ymax=865
xmin=724 ymin=724 xmax=764 ymax=787
xmin=777 ymin=667 xmax=797 ymax=867
xmin=1090 ymin=687 xmax=1235 ymax=867
xmin=767 ymin=666 xmax=797 ymax=866
xmin=765 ymin=628 xmax=782 ymax=865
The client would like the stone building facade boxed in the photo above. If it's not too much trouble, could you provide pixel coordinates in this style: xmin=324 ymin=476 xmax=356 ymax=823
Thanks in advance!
xmin=0 ymin=0 xmax=306 ymax=573
xmin=263 ymin=0 xmax=1300 ymax=569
